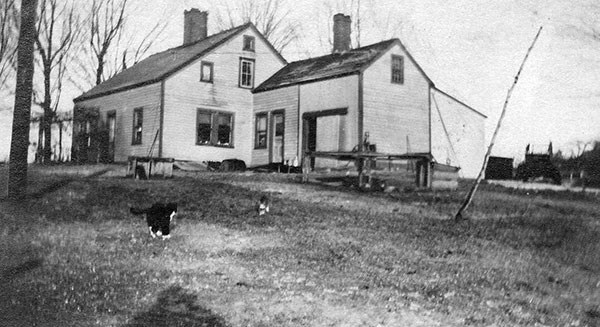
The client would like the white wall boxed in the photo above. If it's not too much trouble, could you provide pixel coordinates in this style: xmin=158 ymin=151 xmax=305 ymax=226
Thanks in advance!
xmin=74 ymin=82 xmax=162 ymax=162
xmin=299 ymin=75 xmax=360 ymax=154
xmin=162 ymin=26 xmax=285 ymax=164
xmin=252 ymin=85 xmax=298 ymax=166
xmin=431 ymin=89 xmax=486 ymax=178
xmin=362 ymin=43 xmax=431 ymax=154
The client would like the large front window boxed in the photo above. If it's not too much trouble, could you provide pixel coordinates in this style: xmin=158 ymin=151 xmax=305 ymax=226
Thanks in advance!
xmin=196 ymin=109 xmax=234 ymax=147
xmin=239 ymin=58 xmax=255 ymax=88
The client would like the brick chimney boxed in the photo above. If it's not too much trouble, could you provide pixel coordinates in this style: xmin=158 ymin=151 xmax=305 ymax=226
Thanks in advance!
xmin=332 ymin=13 xmax=351 ymax=53
xmin=183 ymin=9 xmax=208 ymax=46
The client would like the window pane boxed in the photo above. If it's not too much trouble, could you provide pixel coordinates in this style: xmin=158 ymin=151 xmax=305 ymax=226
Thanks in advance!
xmin=274 ymin=115 xmax=284 ymax=137
xmin=257 ymin=131 xmax=267 ymax=147
xmin=133 ymin=108 xmax=143 ymax=144
xmin=201 ymin=62 xmax=212 ymax=82
xmin=391 ymin=56 xmax=403 ymax=84
xmin=240 ymin=59 xmax=253 ymax=87
xmin=257 ymin=116 xmax=267 ymax=131
xmin=197 ymin=112 xmax=212 ymax=144
xmin=217 ymin=114 xmax=232 ymax=145
xmin=243 ymin=36 xmax=255 ymax=51
xmin=198 ymin=112 xmax=211 ymax=124
xmin=255 ymin=115 xmax=267 ymax=148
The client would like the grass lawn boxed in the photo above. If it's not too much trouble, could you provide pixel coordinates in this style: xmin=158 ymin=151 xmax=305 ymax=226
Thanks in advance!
xmin=0 ymin=165 xmax=599 ymax=326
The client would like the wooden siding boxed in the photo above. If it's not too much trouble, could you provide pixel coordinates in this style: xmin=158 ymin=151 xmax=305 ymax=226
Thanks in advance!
xmin=362 ymin=44 xmax=431 ymax=155
xmin=431 ymin=90 xmax=485 ymax=178
xmin=252 ymin=85 xmax=298 ymax=166
xmin=299 ymin=75 xmax=359 ymax=154
xmin=74 ymin=82 xmax=162 ymax=162
xmin=162 ymin=26 xmax=285 ymax=164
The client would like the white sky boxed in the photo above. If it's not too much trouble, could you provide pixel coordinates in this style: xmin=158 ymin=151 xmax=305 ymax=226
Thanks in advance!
xmin=1 ymin=0 xmax=599 ymax=162
xmin=123 ymin=0 xmax=600 ymax=160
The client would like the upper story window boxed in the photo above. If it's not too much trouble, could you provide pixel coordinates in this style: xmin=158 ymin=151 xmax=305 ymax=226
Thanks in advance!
xmin=239 ymin=57 xmax=255 ymax=88
xmin=200 ymin=61 xmax=213 ymax=83
xmin=243 ymin=35 xmax=255 ymax=51
xmin=132 ymin=107 xmax=143 ymax=145
xmin=391 ymin=55 xmax=404 ymax=84
xmin=196 ymin=109 xmax=234 ymax=147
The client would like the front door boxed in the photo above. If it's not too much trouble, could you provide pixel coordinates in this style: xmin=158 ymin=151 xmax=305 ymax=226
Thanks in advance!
xmin=270 ymin=112 xmax=284 ymax=163
xmin=106 ymin=111 xmax=116 ymax=162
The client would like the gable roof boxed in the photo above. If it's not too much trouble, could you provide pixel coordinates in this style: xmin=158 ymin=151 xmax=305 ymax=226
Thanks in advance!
xmin=75 ymin=23 xmax=285 ymax=102
xmin=253 ymin=38 xmax=433 ymax=93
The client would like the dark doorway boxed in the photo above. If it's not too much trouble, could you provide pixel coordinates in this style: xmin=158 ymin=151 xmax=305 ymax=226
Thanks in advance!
xmin=303 ymin=117 xmax=317 ymax=169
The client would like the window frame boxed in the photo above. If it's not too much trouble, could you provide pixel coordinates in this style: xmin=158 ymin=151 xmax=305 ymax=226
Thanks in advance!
xmin=254 ymin=113 xmax=268 ymax=149
xmin=200 ymin=61 xmax=214 ymax=83
xmin=239 ymin=57 xmax=255 ymax=89
xmin=196 ymin=108 xmax=235 ymax=148
xmin=391 ymin=54 xmax=404 ymax=84
xmin=132 ymin=107 xmax=143 ymax=145
xmin=243 ymin=35 xmax=256 ymax=52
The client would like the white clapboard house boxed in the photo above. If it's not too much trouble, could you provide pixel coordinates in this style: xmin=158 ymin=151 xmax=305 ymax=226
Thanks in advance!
xmin=72 ymin=10 xmax=486 ymax=178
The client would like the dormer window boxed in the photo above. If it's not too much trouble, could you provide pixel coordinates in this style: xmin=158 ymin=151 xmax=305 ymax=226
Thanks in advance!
xmin=243 ymin=35 xmax=255 ymax=52
xmin=391 ymin=55 xmax=404 ymax=84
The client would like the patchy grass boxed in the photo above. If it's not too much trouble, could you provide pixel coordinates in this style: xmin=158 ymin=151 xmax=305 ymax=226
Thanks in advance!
xmin=1 ymin=167 xmax=599 ymax=326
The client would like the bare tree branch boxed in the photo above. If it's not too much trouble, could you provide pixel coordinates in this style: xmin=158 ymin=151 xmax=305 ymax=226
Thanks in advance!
xmin=34 ymin=0 xmax=82 ymax=163
xmin=0 ymin=0 xmax=19 ymax=91
xmin=71 ymin=0 xmax=166 ymax=89
xmin=215 ymin=0 xmax=300 ymax=53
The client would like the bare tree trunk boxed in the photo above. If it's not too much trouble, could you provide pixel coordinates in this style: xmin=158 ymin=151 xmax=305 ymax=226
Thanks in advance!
xmin=42 ymin=64 xmax=52 ymax=162
xmin=454 ymin=27 xmax=543 ymax=222
xmin=8 ymin=0 xmax=38 ymax=200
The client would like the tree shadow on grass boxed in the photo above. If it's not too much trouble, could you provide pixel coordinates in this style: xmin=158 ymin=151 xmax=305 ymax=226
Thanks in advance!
xmin=0 ymin=258 xmax=44 ymax=284
xmin=28 ymin=168 xmax=113 ymax=200
xmin=124 ymin=286 xmax=228 ymax=327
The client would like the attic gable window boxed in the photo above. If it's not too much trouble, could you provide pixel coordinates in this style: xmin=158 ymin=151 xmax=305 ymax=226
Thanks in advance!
xmin=200 ymin=61 xmax=213 ymax=83
xmin=391 ymin=55 xmax=404 ymax=84
xmin=196 ymin=109 xmax=234 ymax=147
xmin=243 ymin=35 xmax=255 ymax=51
xmin=239 ymin=57 xmax=255 ymax=88
xmin=132 ymin=107 xmax=143 ymax=145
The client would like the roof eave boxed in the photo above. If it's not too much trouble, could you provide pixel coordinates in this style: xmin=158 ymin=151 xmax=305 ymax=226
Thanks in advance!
xmin=253 ymin=71 xmax=360 ymax=93
xmin=75 ymin=24 xmax=260 ymax=103
xmin=73 ymin=78 xmax=164 ymax=103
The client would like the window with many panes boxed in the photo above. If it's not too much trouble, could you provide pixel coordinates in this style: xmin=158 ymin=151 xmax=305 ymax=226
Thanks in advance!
xmin=239 ymin=58 xmax=255 ymax=88
xmin=243 ymin=35 xmax=255 ymax=51
xmin=132 ymin=107 xmax=143 ymax=145
xmin=255 ymin=113 xmax=268 ymax=149
xmin=200 ymin=61 xmax=213 ymax=82
xmin=391 ymin=55 xmax=404 ymax=84
xmin=196 ymin=109 xmax=234 ymax=147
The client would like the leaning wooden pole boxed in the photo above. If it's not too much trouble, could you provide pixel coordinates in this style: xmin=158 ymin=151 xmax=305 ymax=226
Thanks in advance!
xmin=454 ymin=26 xmax=543 ymax=222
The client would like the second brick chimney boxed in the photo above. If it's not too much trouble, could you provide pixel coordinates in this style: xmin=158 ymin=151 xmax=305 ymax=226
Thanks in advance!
xmin=183 ymin=9 xmax=208 ymax=46
xmin=332 ymin=13 xmax=351 ymax=53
